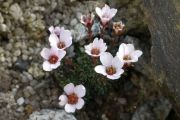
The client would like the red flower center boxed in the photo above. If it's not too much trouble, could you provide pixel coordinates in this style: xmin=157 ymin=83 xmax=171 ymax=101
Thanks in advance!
xmin=91 ymin=48 xmax=100 ymax=55
xmin=48 ymin=55 xmax=58 ymax=64
xmin=58 ymin=42 xmax=65 ymax=49
xmin=123 ymin=55 xmax=131 ymax=60
xmin=106 ymin=66 xmax=116 ymax=75
xmin=67 ymin=93 xmax=78 ymax=104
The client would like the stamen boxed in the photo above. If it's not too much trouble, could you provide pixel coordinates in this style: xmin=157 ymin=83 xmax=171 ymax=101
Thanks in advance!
xmin=123 ymin=55 xmax=131 ymax=60
xmin=91 ymin=48 xmax=100 ymax=55
xmin=58 ymin=42 xmax=65 ymax=49
xmin=106 ymin=66 xmax=116 ymax=75
xmin=48 ymin=55 xmax=58 ymax=64
xmin=67 ymin=93 xmax=78 ymax=104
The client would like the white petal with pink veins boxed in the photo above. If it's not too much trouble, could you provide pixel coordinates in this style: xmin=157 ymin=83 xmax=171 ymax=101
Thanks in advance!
xmin=59 ymin=95 xmax=67 ymax=106
xmin=40 ymin=48 xmax=51 ymax=60
xmin=65 ymin=104 xmax=76 ymax=113
xmin=64 ymin=83 xmax=74 ymax=95
xmin=74 ymin=85 xmax=86 ymax=98
xmin=76 ymin=98 xmax=85 ymax=110
xmin=42 ymin=61 xmax=52 ymax=71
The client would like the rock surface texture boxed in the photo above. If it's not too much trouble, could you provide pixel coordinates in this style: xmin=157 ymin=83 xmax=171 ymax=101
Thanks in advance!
xmin=143 ymin=0 xmax=180 ymax=116
xmin=28 ymin=109 xmax=76 ymax=120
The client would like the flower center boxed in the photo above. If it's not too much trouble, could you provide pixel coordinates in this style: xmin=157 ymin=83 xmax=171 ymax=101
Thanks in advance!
xmin=102 ymin=14 xmax=109 ymax=18
xmin=67 ymin=93 xmax=78 ymax=104
xmin=106 ymin=66 xmax=116 ymax=75
xmin=123 ymin=55 xmax=131 ymax=60
xmin=91 ymin=48 xmax=100 ymax=55
xmin=48 ymin=55 xmax=58 ymax=64
xmin=58 ymin=42 xmax=65 ymax=49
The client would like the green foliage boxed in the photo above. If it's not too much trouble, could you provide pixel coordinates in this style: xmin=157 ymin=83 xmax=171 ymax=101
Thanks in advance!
xmin=54 ymin=43 xmax=113 ymax=101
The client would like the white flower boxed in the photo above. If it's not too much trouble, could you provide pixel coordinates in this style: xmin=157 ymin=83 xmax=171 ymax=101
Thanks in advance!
xmin=84 ymin=38 xmax=107 ymax=57
xmin=40 ymin=47 xmax=66 ymax=71
xmin=95 ymin=52 xmax=124 ymax=80
xmin=49 ymin=27 xmax=72 ymax=50
xmin=116 ymin=43 xmax=143 ymax=64
xmin=49 ymin=26 xmax=61 ymax=36
xmin=80 ymin=13 xmax=94 ymax=28
xmin=95 ymin=4 xmax=117 ymax=25
xmin=59 ymin=83 xmax=86 ymax=113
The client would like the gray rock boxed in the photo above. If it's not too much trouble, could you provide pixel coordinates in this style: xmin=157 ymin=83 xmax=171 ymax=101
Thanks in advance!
xmin=28 ymin=109 xmax=77 ymax=120
xmin=132 ymin=98 xmax=172 ymax=120
xmin=73 ymin=23 xmax=87 ymax=42
xmin=9 ymin=3 xmax=23 ymax=20
xmin=17 ymin=97 xmax=25 ymax=106
xmin=0 ymin=13 xmax=4 ymax=23
xmin=0 ymin=24 xmax=8 ymax=32
xmin=14 ymin=58 xmax=29 ymax=71
xmin=0 ymin=71 xmax=12 ymax=92
xmin=70 ymin=19 xmax=78 ymax=27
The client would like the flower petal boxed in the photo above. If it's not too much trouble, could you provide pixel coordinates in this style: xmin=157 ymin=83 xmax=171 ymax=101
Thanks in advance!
xmin=64 ymin=83 xmax=74 ymax=95
xmin=50 ymin=62 xmax=60 ymax=69
xmin=95 ymin=7 xmax=102 ymax=18
xmin=110 ymin=8 xmax=117 ymax=19
xmin=59 ymin=95 xmax=67 ymax=106
xmin=74 ymin=85 xmax=86 ymax=98
xmin=132 ymin=50 xmax=143 ymax=58
xmin=92 ymin=37 xmax=99 ymax=48
xmin=113 ymin=68 xmax=124 ymax=77
xmin=94 ymin=65 xmax=106 ymax=75
xmin=40 ymin=48 xmax=51 ymax=60
xmin=100 ymin=52 xmax=113 ymax=66
xmin=117 ymin=43 xmax=126 ymax=61
xmin=76 ymin=98 xmax=85 ymax=110
xmin=112 ymin=56 xmax=124 ymax=69
xmin=125 ymin=44 xmax=135 ymax=55
xmin=65 ymin=104 xmax=76 ymax=113
xmin=42 ymin=61 xmax=52 ymax=71
xmin=56 ymin=50 xmax=66 ymax=61
xmin=85 ymin=44 xmax=92 ymax=51
xmin=49 ymin=34 xmax=59 ymax=47
xmin=48 ymin=26 xmax=54 ymax=33
xmin=64 ymin=37 xmax=72 ymax=48
xmin=107 ymin=74 xmax=120 ymax=80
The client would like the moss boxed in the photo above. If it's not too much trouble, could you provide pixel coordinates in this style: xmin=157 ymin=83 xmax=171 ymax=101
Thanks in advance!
xmin=54 ymin=43 xmax=114 ymax=101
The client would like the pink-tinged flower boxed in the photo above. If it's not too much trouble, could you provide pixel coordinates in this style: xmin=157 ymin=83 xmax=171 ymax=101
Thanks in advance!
xmin=59 ymin=83 xmax=86 ymax=113
xmin=84 ymin=38 xmax=107 ymax=57
xmin=80 ymin=13 xmax=95 ymax=28
xmin=49 ymin=27 xmax=72 ymax=50
xmin=95 ymin=52 xmax=124 ymax=80
xmin=116 ymin=43 xmax=143 ymax=64
xmin=49 ymin=26 xmax=61 ymax=37
xmin=95 ymin=4 xmax=117 ymax=25
xmin=40 ymin=47 xmax=66 ymax=71
xmin=113 ymin=21 xmax=125 ymax=35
